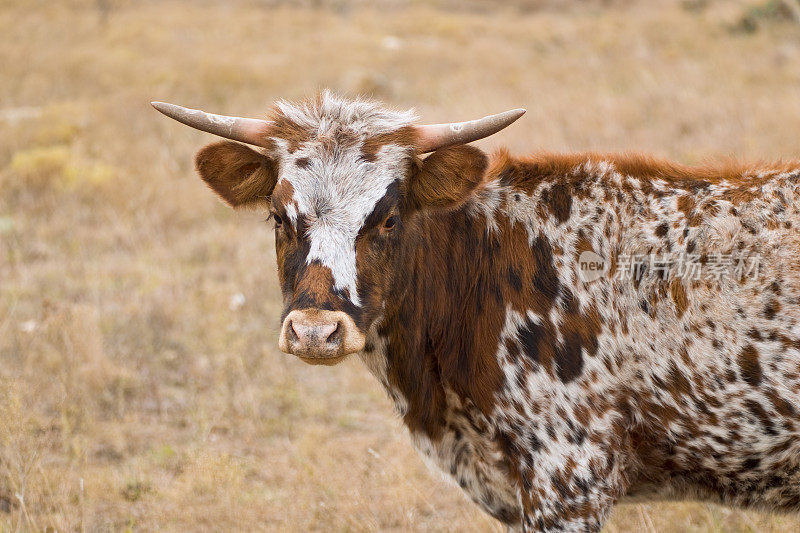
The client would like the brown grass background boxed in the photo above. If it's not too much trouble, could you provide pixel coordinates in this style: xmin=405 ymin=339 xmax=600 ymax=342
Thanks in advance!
xmin=2 ymin=0 xmax=800 ymax=530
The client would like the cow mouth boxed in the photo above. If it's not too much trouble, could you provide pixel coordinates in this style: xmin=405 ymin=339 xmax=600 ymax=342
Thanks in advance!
xmin=297 ymin=354 xmax=350 ymax=366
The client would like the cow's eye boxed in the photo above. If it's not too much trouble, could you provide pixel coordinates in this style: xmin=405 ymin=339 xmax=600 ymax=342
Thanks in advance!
xmin=383 ymin=216 xmax=397 ymax=231
xmin=272 ymin=213 xmax=283 ymax=228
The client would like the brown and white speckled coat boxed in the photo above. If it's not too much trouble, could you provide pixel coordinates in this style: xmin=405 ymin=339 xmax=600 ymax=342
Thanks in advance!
xmin=186 ymin=93 xmax=800 ymax=532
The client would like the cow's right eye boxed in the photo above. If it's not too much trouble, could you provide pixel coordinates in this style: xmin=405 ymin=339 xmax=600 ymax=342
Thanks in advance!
xmin=273 ymin=213 xmax=283 ymax=228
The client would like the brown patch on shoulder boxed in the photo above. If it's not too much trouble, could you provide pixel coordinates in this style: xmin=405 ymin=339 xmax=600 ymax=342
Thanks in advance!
xmin=764 ymin=300 xmax=781 ymax=320
xmin=668 ymin=361 xmax=692 ymax=396
xmin=738 ymin=344 xmax=763 ymax=387
xmin=556 ymin=301 xmax=602 ymax=382
xmin=677 ymin=195 xmax=705 ymax=226
xmin=765 ymin=388 xmax=797 ymax=418
xmin=574 ymin=230 xmax=594 ymax=259
xmin=677 ymin=195 xmax=695 ymax=218
xmin=512 ymin=287 xmax=601 ymax=384
xmin=775 ymin=332 xmax=800 ymax=351
xmin=540 ymin=184 xmax=572 ymax=224
xmin=670 ymin=280 xmax=689 ymax=318
xmin=679 ymin=345 xmax=693 ymax=366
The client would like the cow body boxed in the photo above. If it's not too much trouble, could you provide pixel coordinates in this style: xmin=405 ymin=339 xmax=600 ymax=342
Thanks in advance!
xmin=159 ymin=93 xmax=800 ymax=531
xmin=361 ymin=152 xmax=800 ymax=530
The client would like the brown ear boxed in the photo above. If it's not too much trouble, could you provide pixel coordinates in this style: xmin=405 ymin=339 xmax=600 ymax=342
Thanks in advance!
xmin=194 ymin=141 xmax=279 ymax=207
xmin=407 ymin=145 xmax=488 ymax=210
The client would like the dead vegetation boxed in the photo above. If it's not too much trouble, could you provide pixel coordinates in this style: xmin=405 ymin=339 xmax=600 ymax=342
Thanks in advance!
xmin=1 ymin=0 xmax=800 ymax=530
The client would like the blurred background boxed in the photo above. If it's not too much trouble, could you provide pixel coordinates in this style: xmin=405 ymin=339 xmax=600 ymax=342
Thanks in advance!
xmin=2 ymin=0 xmax=800 ymax=530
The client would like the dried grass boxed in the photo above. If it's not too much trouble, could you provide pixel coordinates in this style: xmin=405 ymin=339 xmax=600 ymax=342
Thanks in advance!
xmin=1 ymin=0 xmax=800 ymax=530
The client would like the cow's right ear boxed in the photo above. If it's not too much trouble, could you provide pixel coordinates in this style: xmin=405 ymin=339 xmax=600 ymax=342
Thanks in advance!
xmin=194 ymin=141 xmax=279 ymax=208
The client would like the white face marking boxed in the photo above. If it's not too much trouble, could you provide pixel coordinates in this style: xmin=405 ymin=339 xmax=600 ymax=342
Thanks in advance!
xmin=270 ymin=92 xmax=416 ymax=305
xmin=284 ymin=202 xmax=297 ymax=226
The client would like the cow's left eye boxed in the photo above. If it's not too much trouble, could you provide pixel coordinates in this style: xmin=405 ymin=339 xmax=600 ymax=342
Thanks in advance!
xmin=383 ymin=216 xmax=397 ymax=230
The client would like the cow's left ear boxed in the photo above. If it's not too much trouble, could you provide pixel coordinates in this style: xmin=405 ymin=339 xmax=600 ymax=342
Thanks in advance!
xmin=406 ymin=145 xmax=488 ymax=210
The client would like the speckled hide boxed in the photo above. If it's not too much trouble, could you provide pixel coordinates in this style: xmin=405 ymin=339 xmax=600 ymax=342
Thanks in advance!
xmin=191 ymin=93 xmax=800 ymax=532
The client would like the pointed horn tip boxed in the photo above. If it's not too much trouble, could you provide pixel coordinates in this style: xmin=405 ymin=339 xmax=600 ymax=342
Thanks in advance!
xmin=151 ymin=101 xmax=179 ymax=113
xmin=151 ymin=101 xmax=170 ymax=115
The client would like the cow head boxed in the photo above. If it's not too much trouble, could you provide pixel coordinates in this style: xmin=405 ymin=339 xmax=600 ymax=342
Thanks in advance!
xmin=153 ymin=92 xmax=523 ymax=365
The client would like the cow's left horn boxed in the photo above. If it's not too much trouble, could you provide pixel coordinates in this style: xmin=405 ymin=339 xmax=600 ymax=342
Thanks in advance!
xmin=415 ymin=108 xmax=526 ymax=153
xmin=151 ymin=102 xmax=273 ymax=147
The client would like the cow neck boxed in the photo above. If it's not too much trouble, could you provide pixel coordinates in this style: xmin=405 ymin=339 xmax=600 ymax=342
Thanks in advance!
xmin=377 ymin=197 xmax=507 ymax=440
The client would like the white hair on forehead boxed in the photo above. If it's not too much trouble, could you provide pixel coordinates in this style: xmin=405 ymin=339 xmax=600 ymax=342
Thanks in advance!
xmin=272 ymin=93 xmax=416 ymax=306
xmin=274 ymin=90 xmax=418 ymax=138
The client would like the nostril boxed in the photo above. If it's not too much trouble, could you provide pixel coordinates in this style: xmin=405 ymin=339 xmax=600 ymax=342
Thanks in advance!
xmin=326 ymin=323 xmax=342 ymax=345
xmin=287 ymin=320 xmax=300 ymax=343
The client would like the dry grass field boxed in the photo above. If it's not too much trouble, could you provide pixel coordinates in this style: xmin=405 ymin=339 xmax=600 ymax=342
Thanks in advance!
xmin=3 ymin=0 xmax=800 ymax=530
